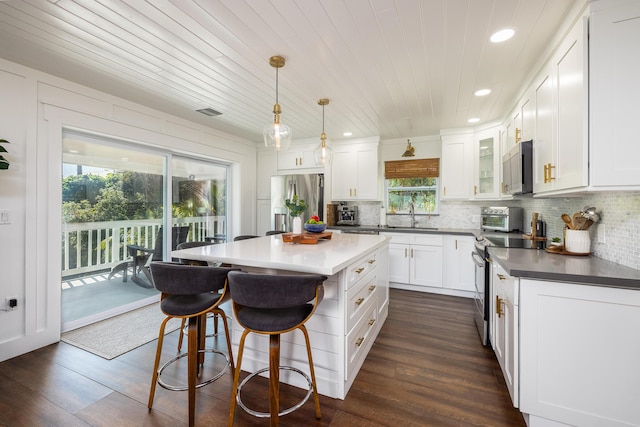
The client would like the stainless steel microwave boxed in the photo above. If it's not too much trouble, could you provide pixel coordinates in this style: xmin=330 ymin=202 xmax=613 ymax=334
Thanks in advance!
xmin=481 ymin=206 xmax=523 ymax=232
xmin=502 ymin=140 xmax=533 ymax=195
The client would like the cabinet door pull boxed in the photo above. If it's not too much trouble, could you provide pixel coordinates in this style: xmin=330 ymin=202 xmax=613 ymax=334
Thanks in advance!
xmin=515 ymin=128 xmax=521 ymax=143
xmin=354 ymin=188 xmax=357 ymax=197
xmin=496 ymin=296 xmax=503 ymax=318
xmin=497 ymin=274 xmax=506 ymax=280
xmin=455 ymin=239 xmax=458 ymax=250
xmin=410 ymin=248 xmax=414 ymax=258
xmin=474 ymin=185 xmax=477 ymax=195
xmin=355 ymin=297 xmax=365 ymax=306
xmin=404 ymin=248 xmax=408 ymax=257
xmin=548 ymin=163 xmax=556 ymax=181
xmin=355 ymin=337 xmax=364 ymax=347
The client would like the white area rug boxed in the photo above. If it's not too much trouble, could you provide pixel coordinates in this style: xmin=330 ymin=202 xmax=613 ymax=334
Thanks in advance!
xmin=61 ymin=303 xmax=181 ymax=360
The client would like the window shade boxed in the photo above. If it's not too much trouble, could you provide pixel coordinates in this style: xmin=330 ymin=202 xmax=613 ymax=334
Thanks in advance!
xmin=384 ymin=158 xmax=440 ymax=179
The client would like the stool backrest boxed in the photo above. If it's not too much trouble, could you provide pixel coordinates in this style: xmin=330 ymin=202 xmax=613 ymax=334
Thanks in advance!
xmin=176 ymin=241 xmax=215 ymax=266
xmin=228 ymin=271 xmax=326 ymax=309
xmin=150 ymin=261 xmax=237 ymax=295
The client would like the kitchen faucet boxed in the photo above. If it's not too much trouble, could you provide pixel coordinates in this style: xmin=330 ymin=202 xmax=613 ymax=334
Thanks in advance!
xmin=409 ymin=202 xmax=416 ymax=228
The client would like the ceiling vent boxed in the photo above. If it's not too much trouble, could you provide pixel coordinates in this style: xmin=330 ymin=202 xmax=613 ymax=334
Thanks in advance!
xmin=196 ymin=108 xmax=222 ymax=117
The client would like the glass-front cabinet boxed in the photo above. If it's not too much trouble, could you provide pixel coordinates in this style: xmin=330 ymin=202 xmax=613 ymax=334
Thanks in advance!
xmin=472 ymin=127 xmax=501 ymax=199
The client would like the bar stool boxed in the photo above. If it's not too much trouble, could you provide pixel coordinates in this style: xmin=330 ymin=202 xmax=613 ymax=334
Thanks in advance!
xmin=175 ymin=241 xmax=220 ymax=352
xmin=227 ymin=271 xmax=326 ymax=427
xmin=148 ymin=261 xmax=237 ymax=427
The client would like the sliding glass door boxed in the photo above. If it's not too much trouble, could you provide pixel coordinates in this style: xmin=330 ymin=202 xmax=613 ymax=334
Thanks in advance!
xmin=61 ymin=133 xmax=228 ymax=331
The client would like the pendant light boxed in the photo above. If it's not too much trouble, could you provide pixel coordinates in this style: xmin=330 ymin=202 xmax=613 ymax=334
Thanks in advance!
xmin=314 ymin=98 xmax=333 ymax=165
xmin=263 ymin=55 xmax=292 ymax=150
xmin=402 ymin=139 xmax=415 ymax=157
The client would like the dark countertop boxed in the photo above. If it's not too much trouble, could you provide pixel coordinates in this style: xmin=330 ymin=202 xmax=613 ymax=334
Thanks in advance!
xmin=489 ymin=247 xmax=640 ymax=290
xmin=328 ymin=225 xmax=480 ymax=236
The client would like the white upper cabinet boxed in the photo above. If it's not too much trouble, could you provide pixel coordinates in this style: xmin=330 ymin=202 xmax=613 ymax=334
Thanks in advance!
xmin=533 ymin=17 xmax=589 ymax=194
xmin=589 ymin=0 xmax=640 ymax=189
xmin=471 ymin=126 xmax=501 ymax=199
xmin=440 ymin=133 xmax=473 ymax=200
xmin=330 ymin=140 xmax=379 ymax=201
xmin=277 ymin=142 xmax=323 ymax=173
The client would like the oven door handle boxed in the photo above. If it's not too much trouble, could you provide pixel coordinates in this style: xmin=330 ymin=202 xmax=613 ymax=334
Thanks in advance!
xmin=471 ymin=252 xmax=485 ymax=267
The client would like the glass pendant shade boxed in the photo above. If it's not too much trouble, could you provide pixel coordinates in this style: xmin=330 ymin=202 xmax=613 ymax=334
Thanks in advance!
xmin=264 ymin=56 xmax=291 ymax=150
xmin=314 ymin=133 xmax=333 ymax=165
xmin=263 ymin=109 xmax=292 ymax=150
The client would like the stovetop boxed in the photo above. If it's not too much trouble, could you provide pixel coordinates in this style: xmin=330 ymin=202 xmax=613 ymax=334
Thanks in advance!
xmin=475 ymin=233 xmax=546 ymax=254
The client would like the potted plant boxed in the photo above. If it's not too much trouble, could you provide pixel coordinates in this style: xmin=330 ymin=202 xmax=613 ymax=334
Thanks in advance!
xmin=285 ymin=195 xmax=307 ymax=234
xmin=0 ymin=139 xmax=9 ymax=170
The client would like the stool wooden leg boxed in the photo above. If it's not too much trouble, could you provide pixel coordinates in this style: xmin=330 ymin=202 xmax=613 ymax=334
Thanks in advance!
xmin=269 ymin=334 xmax=280 ymax=427
xmin=228 ymin=329 xmax=249 ymax=427
xmin=300 ymin=325 xmax=322 ymax=419
xmin=177 ymin=319 xmax=186 ymax=352
xmin=213 ymin=307 xmax=235 ymax=376
xmin=148 ymin=316 xmax=171 ymax=410
xmin=187 ymin=316 xmax=198 ymax=427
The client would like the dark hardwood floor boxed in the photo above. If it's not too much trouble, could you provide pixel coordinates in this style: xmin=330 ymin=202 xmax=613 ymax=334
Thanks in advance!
xmin=0 ymin=289 xmax=526 ymax=426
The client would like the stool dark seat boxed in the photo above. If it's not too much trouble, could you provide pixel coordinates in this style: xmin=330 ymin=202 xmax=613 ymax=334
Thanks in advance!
xmin=265 ymin=230 xmax=286 ymax=236
xmin=233 ymin=235 xmax=259 ymax=241
xmin=227 ymin=271 xmax=326 ymax=427
xmin=148 ymin=261 xmax=238 ymax=427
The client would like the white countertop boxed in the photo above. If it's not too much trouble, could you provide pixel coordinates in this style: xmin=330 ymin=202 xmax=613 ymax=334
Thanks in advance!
xmin=172 ymin=233 xmax=391 ymax=276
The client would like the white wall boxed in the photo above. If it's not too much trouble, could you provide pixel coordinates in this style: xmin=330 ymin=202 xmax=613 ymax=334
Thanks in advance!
xmin=0 ymin=58 xmax=258 ymax=362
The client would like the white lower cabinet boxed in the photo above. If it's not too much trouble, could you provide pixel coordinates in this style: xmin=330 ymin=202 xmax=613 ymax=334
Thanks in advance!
xmin=519 ymin=279 xmax=640 ymax=427
xmin=442 ymin=235 xmax=475 ymax=293
xmin=492 ymin=263 xmax=519 ymax=408
xmin=383 ymin=232 xmax=443 ymax=291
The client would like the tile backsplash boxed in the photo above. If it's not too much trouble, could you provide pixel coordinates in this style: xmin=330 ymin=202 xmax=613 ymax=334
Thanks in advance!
xmin=347 ymin=191 xmax=640 ymax=271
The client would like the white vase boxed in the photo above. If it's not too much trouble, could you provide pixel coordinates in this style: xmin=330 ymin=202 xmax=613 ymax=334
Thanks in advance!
xmin=292 ymin=216 xmax=302 ymax=234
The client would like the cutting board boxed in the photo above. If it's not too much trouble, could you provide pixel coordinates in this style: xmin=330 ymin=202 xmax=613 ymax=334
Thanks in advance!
xmin=281 ymin=231 xmax=333 ymax=244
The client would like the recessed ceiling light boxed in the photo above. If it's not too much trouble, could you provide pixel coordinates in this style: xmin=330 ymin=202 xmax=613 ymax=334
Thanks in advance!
xmin=343 ymin=132 xmax=352 ymax=137
xmin=474 ymin=89 xmax=491 ymax=97
xmin=490 ymin=28 xmax=515 ymax=43
xmin=468 ymin=118 xmax=480 ymax=123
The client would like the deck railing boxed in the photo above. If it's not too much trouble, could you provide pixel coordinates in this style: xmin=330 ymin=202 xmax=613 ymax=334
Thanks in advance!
xmin=61 ymin=216 xmax=226 ymax=278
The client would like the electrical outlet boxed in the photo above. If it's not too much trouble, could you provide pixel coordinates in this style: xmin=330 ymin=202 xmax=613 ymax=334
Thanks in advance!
xmin=597 ymin=224 xmax=606 ymax=244
xmin=5 ymin=297 xmax=18 ymax=311
xmin=0 ymin=209 xmax=9 ymax=225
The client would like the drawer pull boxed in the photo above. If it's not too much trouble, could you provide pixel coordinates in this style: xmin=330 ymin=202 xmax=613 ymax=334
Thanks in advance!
xmin=368 ymin=285 xmax=376 ymax=292
xmin=355 ymin=337 xmax=364 ymax=347
xmin=367 ymin=259 xmax=376 ymax=264
xmin=497 ymin=274 xmax=506 ymax=280
xmin=355 ymin=267 xmax=365 ymax=274
xmin=368 ymin=319 xmax=375 ymax=326
xmin=355 ymin=297 xmax=365 ymax=306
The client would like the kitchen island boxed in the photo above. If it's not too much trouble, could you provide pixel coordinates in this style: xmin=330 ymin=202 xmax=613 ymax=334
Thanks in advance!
xmin=172 ymin=233 xmax=390 ymax=399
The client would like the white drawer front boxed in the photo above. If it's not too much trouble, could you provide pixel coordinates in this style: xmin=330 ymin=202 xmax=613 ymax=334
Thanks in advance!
xmin=412 ymin=234 xmax=443 ymax=246
xmin=345 ymin=251 xmax=378 ymax=290
xmin=346 ymin=301 xmax=378 ymax=378
xmin=346 ymin=271 xmax=377 ymax=333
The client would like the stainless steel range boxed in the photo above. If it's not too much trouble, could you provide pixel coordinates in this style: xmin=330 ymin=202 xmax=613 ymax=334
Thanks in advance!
xmin=472 ymin=234 xmax=546 ymax=346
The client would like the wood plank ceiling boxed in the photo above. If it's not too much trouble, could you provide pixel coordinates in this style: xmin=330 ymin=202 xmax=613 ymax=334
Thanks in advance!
xmin=0 ymin=0 xmax=578 ymax=144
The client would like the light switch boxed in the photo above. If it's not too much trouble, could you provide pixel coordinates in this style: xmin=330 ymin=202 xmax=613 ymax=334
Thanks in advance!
xmin=0 ymin=210 xmax=9 ymax=225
